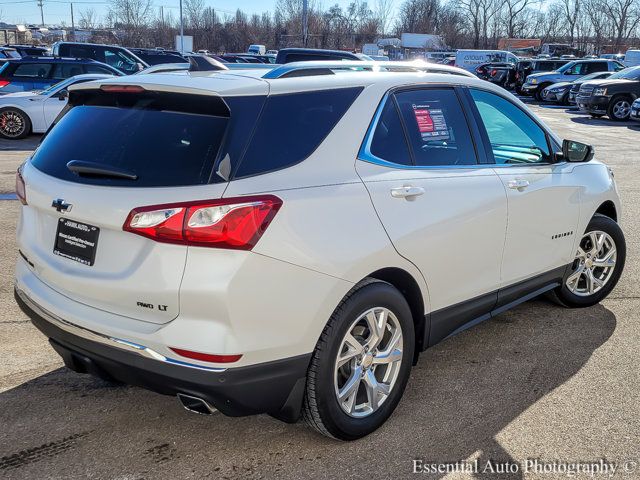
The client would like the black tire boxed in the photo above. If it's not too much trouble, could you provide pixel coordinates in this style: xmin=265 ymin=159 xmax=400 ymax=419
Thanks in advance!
xmin=302 ymin=279 xmax=415 ymax=440
xmin=607 ymin=95 xmax=633 ymax=121
xmin=550 ymin=214 xmax=625 ymax=308
xmin=560 ymin=92 xmax=570 ymax=106
xmin=0 ymin=107 xmax=31 ymax=139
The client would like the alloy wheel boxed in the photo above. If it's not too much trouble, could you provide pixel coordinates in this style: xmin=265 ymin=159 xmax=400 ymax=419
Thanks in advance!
xmin=333 ymin=307 xmax=403 ymax=418
xmin=566 ymin=231 xmax=617 ymax=297
xmin=612 ymin=100 xmax=631 ymax=119
xmin=0 ymin=110 xmax=26 ymax=138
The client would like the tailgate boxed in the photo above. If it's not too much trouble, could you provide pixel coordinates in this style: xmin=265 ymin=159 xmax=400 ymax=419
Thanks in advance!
xmin=18 ymin=163 xmax=228 ymax=324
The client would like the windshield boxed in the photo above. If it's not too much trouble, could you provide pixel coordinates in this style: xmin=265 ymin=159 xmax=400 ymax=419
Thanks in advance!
xmin=38 ymin=78 xmax=71 ymax=95
xmin=609 ymin=66 xmax=640 ymax=80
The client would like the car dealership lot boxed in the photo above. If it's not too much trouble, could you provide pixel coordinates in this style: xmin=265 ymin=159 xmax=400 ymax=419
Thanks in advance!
xmin=1 ymin=106 xmax=639 ymax=478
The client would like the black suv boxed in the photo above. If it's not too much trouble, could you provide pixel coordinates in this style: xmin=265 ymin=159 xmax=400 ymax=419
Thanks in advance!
xmin=52 ymin=42 xmax=149 ymax=74
xmin=128 ymin=48 xmax=187 ymax=66
xmin=576 ymin=66 xmax=640 ymax=121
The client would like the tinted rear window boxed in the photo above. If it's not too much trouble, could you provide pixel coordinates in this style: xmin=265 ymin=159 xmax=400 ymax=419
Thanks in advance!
xmin=233 ymin=87 xmax=362 ymax=178
xmin=31 ymin=92 xmax=231 ymax=187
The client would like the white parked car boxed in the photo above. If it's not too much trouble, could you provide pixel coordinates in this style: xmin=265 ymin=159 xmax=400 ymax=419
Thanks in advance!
xmin=0 ymin=74 xmax=114 ymax=139
xmin=14 ymin=62 xmax=625 ymax=440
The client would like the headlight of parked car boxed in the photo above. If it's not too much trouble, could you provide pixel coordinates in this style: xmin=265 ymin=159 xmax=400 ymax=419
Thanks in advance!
xmin=530 ymin=78 xmax=538 ymax=84
xmin=593 ymin=87 xmax=608 ymax=96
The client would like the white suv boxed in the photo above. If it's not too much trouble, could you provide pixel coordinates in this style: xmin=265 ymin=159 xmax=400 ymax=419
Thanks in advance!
xmin=14 ymin=62 xmax=625 ymax=440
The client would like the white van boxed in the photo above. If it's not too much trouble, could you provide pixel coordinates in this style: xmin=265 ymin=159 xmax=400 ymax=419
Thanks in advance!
xmin=247 ymin=44 xmax=266 ymax=55
xmin=455 ymin=50 xmax=518 ymax=72
xmin=624 ymin=49 xmax=640 ymax=67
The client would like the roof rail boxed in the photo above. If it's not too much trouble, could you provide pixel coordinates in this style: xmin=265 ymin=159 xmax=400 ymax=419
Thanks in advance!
xmin=262 ymin=61 xmax=475 ymax=79
xmin=137 ymin=62 xmax=190 ymax=74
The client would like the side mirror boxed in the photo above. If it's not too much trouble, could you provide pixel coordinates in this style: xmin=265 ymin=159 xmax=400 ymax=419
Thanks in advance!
xmin=57 ymin=90 xmax=68 ymax=101
xmin=562 ymin=139 xmax=594 ymax=162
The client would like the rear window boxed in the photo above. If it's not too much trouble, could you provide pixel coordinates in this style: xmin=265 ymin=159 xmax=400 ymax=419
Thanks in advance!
xmin=233 ymin=87 xmax=362 ymax=178
xmin=31 ymin=92 xmax=231 ymax=187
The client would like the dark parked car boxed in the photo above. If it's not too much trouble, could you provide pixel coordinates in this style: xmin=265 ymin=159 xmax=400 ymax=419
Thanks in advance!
xmin=6 ymin=45 xmax=48 ymax=57
xmin=128 ymin=48 xmax=187 ymax=65
xmin=0 ymin=57 xmax=123 ymax=94
xmin=52 ymin=42 xmax=148 ymax=75
xmin=275 ymin=48 xmax=362 ymax=64
xmin=567 ymin=72 xmax=613 ymax=105
xmin=219 ymin=54 xmax=263 ymax=63
xmin=478 ymin=63 xmax=517 ymax=89
xmin=576 ymin=66 xmax=640 ymax=120
xmin=514 ymin=58 xmax=570 ymax=94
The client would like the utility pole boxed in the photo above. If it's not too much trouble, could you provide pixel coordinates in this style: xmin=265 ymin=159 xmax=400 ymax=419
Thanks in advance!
xmin=37 ymin=0 xmax=44 ymax=26
xmin=70 ymin=2 xmax=75 ymax=41
xmin=179 ymin=0 xmax=184 ymax=54
xmin=302 ymin=0 xmax=308 ymax=47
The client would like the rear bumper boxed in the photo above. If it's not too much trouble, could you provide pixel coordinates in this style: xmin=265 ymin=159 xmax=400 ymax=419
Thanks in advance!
xmin=15 ymin=286 xmax=311 ymax=422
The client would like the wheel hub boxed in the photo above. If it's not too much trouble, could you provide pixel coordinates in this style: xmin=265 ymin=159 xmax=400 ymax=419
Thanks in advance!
xmin=361 ymin=352 xmax=374 ymax=369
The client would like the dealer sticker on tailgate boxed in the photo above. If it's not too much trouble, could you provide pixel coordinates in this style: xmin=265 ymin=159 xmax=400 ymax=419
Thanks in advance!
xmin=53 ymin=218 xmax=100 ymax=266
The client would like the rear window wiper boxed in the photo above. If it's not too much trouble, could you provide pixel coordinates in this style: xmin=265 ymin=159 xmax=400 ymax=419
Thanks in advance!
xmin=66 ymin=160 xmax=138 ymax=180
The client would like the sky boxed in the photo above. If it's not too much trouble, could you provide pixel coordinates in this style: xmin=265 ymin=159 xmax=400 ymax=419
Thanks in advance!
xmin=2 ymin=0 xmax=360 ymax=27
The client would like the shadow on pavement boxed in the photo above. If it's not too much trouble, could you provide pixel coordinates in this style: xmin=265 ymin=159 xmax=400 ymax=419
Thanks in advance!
xmin=569 ymin=116 xmax=640 ymax=130
xmin=0 ymin=135 xmax=41 ymax=152
xmin=0 ymin=300 xmax=617 ymax=479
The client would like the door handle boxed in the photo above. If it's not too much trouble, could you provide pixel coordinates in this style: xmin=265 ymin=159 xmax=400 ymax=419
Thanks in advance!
xmin=390 ymin=185 xmax=425 ymax=199
xmin=508 ymin=178 xmax=530 ymax=190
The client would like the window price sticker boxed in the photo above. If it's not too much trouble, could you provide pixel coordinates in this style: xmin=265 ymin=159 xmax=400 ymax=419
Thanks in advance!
xmin=413 ymin=104 xmax=450 ymax=141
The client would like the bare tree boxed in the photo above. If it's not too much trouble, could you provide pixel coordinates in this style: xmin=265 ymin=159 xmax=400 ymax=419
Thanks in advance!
xmin=108 ymin=0 xmax=153 ymax=46
xmin=78 ymin=8 xmax=98 ymax=29
xmin=374 ymin=0 xmax=395 ymax=35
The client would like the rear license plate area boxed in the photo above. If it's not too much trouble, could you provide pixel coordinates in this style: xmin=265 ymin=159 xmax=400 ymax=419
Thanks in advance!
xmin=53 ymin=218 xmax=100 ymax=266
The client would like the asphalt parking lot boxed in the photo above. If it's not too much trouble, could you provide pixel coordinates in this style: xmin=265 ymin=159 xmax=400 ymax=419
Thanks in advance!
xmin=1 ymin=104 xmax=639 ymax=480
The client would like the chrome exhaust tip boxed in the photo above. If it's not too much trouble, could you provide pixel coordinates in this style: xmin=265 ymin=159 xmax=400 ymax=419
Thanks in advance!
xmin=177 ymin=393 xmax=217 ymax=415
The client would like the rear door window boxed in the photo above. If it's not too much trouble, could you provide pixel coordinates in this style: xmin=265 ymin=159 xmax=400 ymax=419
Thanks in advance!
xmin=393 ymin=88 xmax=477 ymax=167
xmin=52 ymin=63 xmax=84 ymax=79
xmin=586 ymin=62 xmax=607 ymax=73
xmin=233 ymin=87 xmax=362 ymax=178
xmin=12 ymin=63 xmax=52 ymax=78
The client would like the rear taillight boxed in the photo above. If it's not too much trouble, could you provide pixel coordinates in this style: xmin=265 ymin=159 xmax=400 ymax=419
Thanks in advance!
xmin=123 ymin=195 xmax=282 ymax=250
xmin=491 ymin=69 xmax=497 ymax=76
xmin=0 ymin=80 xmax=10 ymax=88
xmin=15 ymin=167 xmax=26 ymax=205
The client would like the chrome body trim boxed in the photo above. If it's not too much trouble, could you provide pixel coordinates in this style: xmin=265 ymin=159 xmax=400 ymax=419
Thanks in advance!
xmin=15 ymin=286 xmax=227 ymax=373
